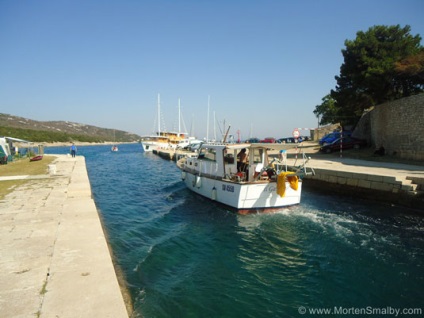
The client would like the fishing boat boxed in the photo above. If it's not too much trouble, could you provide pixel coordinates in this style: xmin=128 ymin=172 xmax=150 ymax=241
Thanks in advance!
xmin=176 ymin=142 xmax=313 ymax=213
xmin=141 ymin=95 xmax=192 ymax=152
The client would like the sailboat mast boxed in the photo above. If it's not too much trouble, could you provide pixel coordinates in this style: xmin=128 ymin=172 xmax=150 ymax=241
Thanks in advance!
xmin=213 ymin=111 xmax=216 ymax=141
xmin=157 ymin=93 xmax=161 ymax=135
xmin=178 ymin=98 xmax=181 ymax=137
xmin=206 ymin=95 xmax=210 ymax=142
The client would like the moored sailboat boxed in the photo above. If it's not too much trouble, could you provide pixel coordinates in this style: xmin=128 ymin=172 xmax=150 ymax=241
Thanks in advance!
xmin=141 ymin=95 xmax=192 ymax=152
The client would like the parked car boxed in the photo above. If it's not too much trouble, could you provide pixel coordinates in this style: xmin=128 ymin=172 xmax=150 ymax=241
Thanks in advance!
xmin=277 ymin=137 xmax=302 ymax=143
xmin=319 ymin=131 xmax=351 ymax=145
xmin=245 ymin=137 xmax=260 ymax=143
xmin=319 ymin=137 xmax=367 ymax=153
xmin=260 ymin=137 xmax=276 ymax=143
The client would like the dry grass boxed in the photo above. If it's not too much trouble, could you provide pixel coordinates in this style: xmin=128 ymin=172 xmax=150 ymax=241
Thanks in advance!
xmin=0 ymin=155 xmax=56 ymax=200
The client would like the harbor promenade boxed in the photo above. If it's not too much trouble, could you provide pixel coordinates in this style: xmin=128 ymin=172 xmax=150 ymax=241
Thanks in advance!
xmin=0 ymin=155 xmax=128 ymax=318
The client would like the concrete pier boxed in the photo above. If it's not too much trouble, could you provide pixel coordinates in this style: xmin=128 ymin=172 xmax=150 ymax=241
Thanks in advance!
xmin=0 ymin=155 xmax=129 ymax=318
xmin=297 ymin=157 xmax=424 ymax=210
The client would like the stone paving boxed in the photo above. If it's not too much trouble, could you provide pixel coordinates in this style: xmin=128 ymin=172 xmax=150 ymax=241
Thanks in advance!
xmin=0 ymin=155 xmax=128 ymax=318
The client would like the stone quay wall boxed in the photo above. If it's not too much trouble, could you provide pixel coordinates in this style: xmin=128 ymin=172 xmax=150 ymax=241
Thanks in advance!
xmin=355 ymin=93 xmax=424 ymax=161
xmin=306 ymin=168 xmax=405 ymax=192
xmin=304 ymin=168 xmax=423 ymax=210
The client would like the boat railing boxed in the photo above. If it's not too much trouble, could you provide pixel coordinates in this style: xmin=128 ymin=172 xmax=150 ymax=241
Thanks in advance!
xmin=253 ymin=151 xmax=315 ymax=181
xmin=275 ymin=152 xmax=315 ymax=177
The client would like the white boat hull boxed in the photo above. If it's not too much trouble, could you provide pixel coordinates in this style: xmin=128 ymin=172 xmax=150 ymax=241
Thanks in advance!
xmin=141 ymin=141 xmax=183 ymax=152
xmin=181 ymin=171 xmax=302 ymax=212
xmin=141 ymin=141 xmax=172 ymax=152
xmin=141 ymin=141 xmax=157 ymax=152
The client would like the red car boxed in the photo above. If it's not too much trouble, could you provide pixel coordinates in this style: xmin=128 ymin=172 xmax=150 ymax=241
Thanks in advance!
xmin=260 ymin=137 xmax=276 ymax=143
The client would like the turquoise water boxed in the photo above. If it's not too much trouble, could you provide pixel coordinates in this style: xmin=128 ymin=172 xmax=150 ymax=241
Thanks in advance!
xmin=46 ymin=144 xmax=424 ymax=317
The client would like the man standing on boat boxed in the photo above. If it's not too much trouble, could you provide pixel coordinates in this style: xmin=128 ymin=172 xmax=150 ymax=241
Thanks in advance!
xmin=70 ymin=143 xmax=77 ymax=158
xmin=237 ymin=148 xmax=248 ymax=172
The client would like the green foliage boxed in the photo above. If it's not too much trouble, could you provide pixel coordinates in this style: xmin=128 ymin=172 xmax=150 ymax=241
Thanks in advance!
xmin=313 ymin=95 xmax=339 ymax=125
xmin=0 ymin=126 xmax=106 ymax=143
xmin=314 ymin=25 xmax=424 ymax=127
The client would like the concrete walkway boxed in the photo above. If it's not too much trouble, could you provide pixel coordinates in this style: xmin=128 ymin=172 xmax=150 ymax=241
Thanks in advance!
xmin=290 ymin=155 xmax=424 ymax=209
xmin=306 ymin=156 xmax=424 ymax=180
xmin=0 ymin=155 xmax=128 ymax=318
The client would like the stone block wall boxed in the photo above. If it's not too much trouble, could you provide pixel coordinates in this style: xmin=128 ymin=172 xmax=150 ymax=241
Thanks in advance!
xmin=313 ymin=123 xmax=341 ymax=141
xmin=304 ymin=168 xmax=424 ymax=209
xmin=355 ymin=93 xmax=424 ymax=161
xmin=306 ymin=168 xmax=405 ymax=193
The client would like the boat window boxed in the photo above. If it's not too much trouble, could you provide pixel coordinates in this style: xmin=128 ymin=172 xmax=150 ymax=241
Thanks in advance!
xmin=252 ymin=148 xmax=264 ymax=163
xmin=198 ymin=148 xmax=216 ymax=161
xmin=224 ymin=150 xmax=235 ymax=164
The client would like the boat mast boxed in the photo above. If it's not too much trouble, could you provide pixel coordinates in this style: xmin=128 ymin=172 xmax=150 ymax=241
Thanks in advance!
xmin=157 ymin=93 xmax=161 ymax=135
xmin=223 ymin=125 xmax=231 ymax=143
xmin=213 ymin=111 xmax=217 ymax=141
xmin=178 ymin=98 xmax=181 ymax=137
xmin=206 ymin=95 xmax=210 ymax=142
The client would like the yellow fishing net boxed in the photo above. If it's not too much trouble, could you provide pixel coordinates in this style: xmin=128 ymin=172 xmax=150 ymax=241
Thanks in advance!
xmin=277 ymin=172 xmax=299 ymax=197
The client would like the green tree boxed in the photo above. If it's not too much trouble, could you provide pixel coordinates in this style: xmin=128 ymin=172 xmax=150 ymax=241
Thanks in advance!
xmin=313 ymin=94 xmax=338 ymax=126
xmin=315 ymin=25 xmax=424 ymax=126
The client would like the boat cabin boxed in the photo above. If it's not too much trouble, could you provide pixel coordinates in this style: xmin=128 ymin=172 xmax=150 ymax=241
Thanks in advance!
xmin=186 ymin=143 xmax=298 ymax=183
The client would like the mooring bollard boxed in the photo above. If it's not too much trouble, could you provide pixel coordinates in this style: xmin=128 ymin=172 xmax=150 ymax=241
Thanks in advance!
xmin=48 ymin=164 xmax=56 ymax=175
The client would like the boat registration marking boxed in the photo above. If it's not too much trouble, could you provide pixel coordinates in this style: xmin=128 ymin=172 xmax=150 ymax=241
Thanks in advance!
xmin=222 ymin=184 xmax=234 ymax=192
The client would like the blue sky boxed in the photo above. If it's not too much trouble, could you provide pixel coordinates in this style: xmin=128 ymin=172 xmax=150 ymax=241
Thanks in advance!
xmin=1 ymin=0 xmax=423 ymax=140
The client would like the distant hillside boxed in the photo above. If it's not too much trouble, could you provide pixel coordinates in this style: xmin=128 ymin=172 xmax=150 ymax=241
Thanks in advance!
xmin=0 ymin=113 xmax=141 ymax=143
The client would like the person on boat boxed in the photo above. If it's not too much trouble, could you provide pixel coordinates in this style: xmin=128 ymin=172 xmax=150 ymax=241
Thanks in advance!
xmin=70 ymin=143 xmax=77 ymax=158
xmin=237 ymin=148 xmax=248 ymax=172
